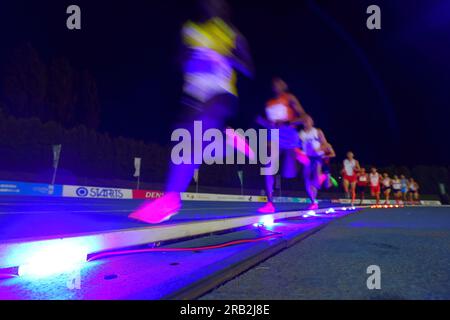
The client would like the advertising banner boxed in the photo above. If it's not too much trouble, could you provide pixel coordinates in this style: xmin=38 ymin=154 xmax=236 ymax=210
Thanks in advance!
xmin=132 ymin=189 xmax=164 ymax=199
xmin=181 ymin=193 xmax=267 ymax=202
xmin=0 ymin=181 xmax=62 ymax=197
xmin=63 ymin=185 xmax=133 ymax=199
xmin=273 ymin=197 xmax=309 ymax=203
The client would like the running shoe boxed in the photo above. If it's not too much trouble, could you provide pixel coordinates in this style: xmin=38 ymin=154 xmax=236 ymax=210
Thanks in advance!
xmin=307 ymin=202 xmax=319 ymax=210
xmin=330 ymin=176 xmax=339 ymax=187
xmin=294 ymin=148 xmax=310 ymax=166
xmin=258 ymin=202 xmax=276 ymax=213
xmin=129 ymin=192 xmax=181 ymax=224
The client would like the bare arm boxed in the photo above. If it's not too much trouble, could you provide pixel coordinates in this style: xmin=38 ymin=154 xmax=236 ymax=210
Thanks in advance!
xmin=317 ymin=129 xmax=328 ymax=146
xmin=255 ymin=115 xmax=275 ymax=129
xmin=318 ymin=129 xmax=336 ymax=158
xmin=326 ymin=144 xmax=336 ymax=158
xmin=288 ymin=94 xmax=307 ymax=125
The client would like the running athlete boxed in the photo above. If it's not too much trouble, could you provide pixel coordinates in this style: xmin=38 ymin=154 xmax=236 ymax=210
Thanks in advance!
xmin=258 ymin=78 xmax=308 ymax=213
xmin=130 ymin=0 xmax=253 ymax=224
xmin=369 ymin=167 xmax=382 ymax=205
xmin=320 ymin=142 xmax=337 ymax=189
xmin=381 ymin=173 xmax=392 ymax=204
xmin=408 ymin=178 xmax=420 ymax=204
xmin=356 ymin=167 xmax=369 ymax=205
xmin=400 ymin=175 xmax=409 ymax=202
xmin=298 ymin=115 xmax=333 ymax=209
xmin=391 ymin=175 xmax=402 ymax=204
xmin=342 ymin=152 xmax=360 ymax=205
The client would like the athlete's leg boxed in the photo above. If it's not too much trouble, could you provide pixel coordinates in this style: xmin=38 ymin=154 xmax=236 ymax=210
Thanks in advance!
xmin=166 ymin=93 xmax=236 ymax=192
xmin=265 ymin=175 xmax=275 ymax=203
xmin=130 ymin=94 xmax=236 ymax=224
xmin=304 ymin=165 xmax=316 ymax=205
xmin=313 ymin=159 xmax=323 ymax=190
xmin=257 ymin=175 xmax=276 ymax=213
xmin=414 ymin=191 xmax=419 ymax=204
xmin=259 ymin=143 xmax=295 ymax=213
xmin=258 ymin=141 xmax=279 ymax=213
xmin=343 ymin=179 xmax=350 ymax=198
xmin=350 ymin=181 xmax=357 ymax=205
xmin=323 ymin=173 xmax=332 ymax=189
xmin=304 ymin=158 xmax=320 ymax=209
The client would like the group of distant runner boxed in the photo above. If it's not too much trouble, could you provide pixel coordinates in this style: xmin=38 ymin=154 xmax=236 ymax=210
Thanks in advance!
xmin=256 ymin=77 xmax=421 ymax=212
xmin=129 ymin=0 xmax=421 ymax=224
xmin=342 ymin=152 xmax=420 ymax=206
xmin=257 ymin=77 xmax=337 ymax=213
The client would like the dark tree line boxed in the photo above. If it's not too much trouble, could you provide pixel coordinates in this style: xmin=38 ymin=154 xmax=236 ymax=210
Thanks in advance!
xmin=0 ymin=43 xmax=100 ymax=129
xmin=0 ymin=109 xmax=168 ymax=184
xmin=0 ymin=44 xmax=448 ymax=199
xmin=0 ymin=109 xmax=448 ymax=198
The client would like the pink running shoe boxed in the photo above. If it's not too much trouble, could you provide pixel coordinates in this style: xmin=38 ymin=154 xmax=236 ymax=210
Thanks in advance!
xmin=129 ymin=192 xmax=181 ymax=224
xmin=258 ymin=202 xmax=275 ymax=213
xmin=294 ymin=148 xmax=310 ymax=166
xmin=307 ymin=202 xmax=319 ymax=210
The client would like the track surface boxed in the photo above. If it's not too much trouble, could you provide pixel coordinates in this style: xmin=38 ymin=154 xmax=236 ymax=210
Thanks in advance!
xmin=202 ymin=206 xmax=450 ymax=300
xmin=0 ymin=196 xmax=317 ymax=241
xmin=0 ymin=195 xmax=349 ymax=299
xmin=1 ymin=196 xmax=448 ymax=300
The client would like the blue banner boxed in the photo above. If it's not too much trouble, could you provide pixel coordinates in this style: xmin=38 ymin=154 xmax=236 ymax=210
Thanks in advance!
xmin=0 ymin=180 xmax=63 ymax=197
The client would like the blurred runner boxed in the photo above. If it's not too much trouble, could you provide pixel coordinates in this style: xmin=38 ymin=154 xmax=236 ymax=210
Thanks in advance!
xmin=320 ymin=142 xmax=337 ymax=189
xmin=298 ymin=115 xmax=334 ymax=209
xmin=356 ymin=167 xmax=369 ymax=205
xmin=257 ymin=78 xmax=308 ymax=213
xmin=369 ymin=167 xmax=382 ymax=205
xmin=392 ymin=175 xmax=402 ymax=204
xmin=400 ymin=174 xmax=409 ymax=202
xmin=408 ymin=178 xmax=420 ymax=204
xmin=342 ymin=151 xmax=360 ymax=205
xmin=130 ymin=0 xmax=253 ymax=224
xmin=381 ymin=173 xmax=392 ymax=204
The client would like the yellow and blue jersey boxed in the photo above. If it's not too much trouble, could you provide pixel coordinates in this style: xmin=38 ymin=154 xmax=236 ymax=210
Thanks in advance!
xmin=182 ymin=18 xmax=238 ymax=101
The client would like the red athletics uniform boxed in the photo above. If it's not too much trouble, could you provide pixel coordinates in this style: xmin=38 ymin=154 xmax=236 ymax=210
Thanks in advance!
xmin=357 ymin=173 xmax=369 ymax=195
xmin=370 ymin=172 xmax=381 ymax=194
xmin=356 ymin=172 xmax=369 ymax=201
xmin=265 ymin=92 xmax=296 ymax=123
xmin=343 ymin=159 xmax=358 ymax=183
xmin=357 ymin=173 xmax=369 ymax=187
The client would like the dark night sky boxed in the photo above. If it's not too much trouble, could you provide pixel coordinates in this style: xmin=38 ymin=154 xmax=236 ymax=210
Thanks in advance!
xmin=1 ymin=0 xmax=449 ymax=167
